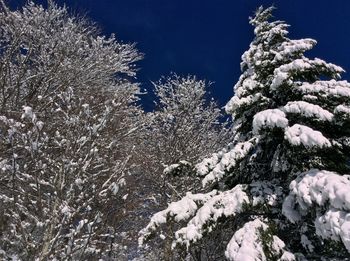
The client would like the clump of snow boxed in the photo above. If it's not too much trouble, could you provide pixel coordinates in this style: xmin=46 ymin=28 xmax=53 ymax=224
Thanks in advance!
xmin=61 ymin=205 xmax=72 ymax=217
xmin=339 ymin=215 xmax=350 ymax=253
xmin=21 ymin=106 xmax=33 ymax=119
xmin=199 ymin=140 xmax=255 ymax=187
xmin=109 ymin=182 xmax=120 ymax=195
xmin=239 ymin=44 xmax=259 ymax=71
xmin=298 ymin=80 xmax=350 ymax=99
xmin=225 ymin=219 xmax=267 ymax=261
xmin=271 ymin=235 xmax=285 ymax=253
xmin=273 ymin=39 xmax=316 ymax=63
xmin=334 ymin=105 xmax=350 ymax=116
xmin=35 ymin=120 xmax=44 ymax=130
xmin=286 ymin=169 xmax=350 ymax=212
xmin=314 ymin=209 xmax=345 ymax=241
xmin=271 ymin=58 xmax=344 ymax=90
xmin=283 ymin=169 xmax=350 ymax=253
xmin=314 ymin=209 xmax=350 ymax=252
xmin=196 ymin=153 xmax=220 ymax=177
xmin=225 ymin=93 xmax=262 ymax=115
xmin=163 ymin=163 xmax=180 ymax=175
xmin=284 ymin=124 xmax=331 ymax=148
xmin=279 ymin=251 xmax=296 ymax=261
xmin=21 ymin=106 xmax=37 ymax=122
xmin=283 ymin=101 xmax=334 ymax=122
xmin=163 ymin=160 xmax=191 ymax=175
xmin=225 ymin=219 xmax=294 ymax=261
xmin=253 ymin=109 xmax=288 ymax=134
xmin=138 ymin=190 xmax=217 ymax=246
xmin=174 ymin=185 xmax=249 ymax=247
xmin=271 ymin=235 xmax=292 ymax=259
xmin=235 ymin=77 xmax=261 ymax=97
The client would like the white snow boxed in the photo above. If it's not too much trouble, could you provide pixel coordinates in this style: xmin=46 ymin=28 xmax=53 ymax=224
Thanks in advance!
xmin=315 ymin=208 xmax=345 ymax=241
xmin=235 ymin=77 xmax=261 ymax=97
xmin=163 ymin=163 xmax=180 ymax=175
xmin=253 ymin=109 xmax=288 ymax=134
xmin=138 ymin=190 xmax=217 ymax=246
xmin=282 ymin=196 xmax=300 ymax=223
xmin=225 ymin=219 xmax=293 ymax=261
xmin=196 ymin=153 xmax=220 ymax=177
xmin=271 ymin=59 xmax=344 ymax=90
xmin=61 ymin=205 xmax=71 ymax=216
xmin=21 ymin=106 xmax=35 ymax=121
xmin=163 ymin=160 xmax=191 ymax=175
xmin=225 ymin=219 xmax=268 ymax=261
xmin=315 ymin=209 xmax=350 ymax=252
xmin=273 ymin=39 xmax=316 ymax=63
xmin=340 ymin=216 xmax=350 ymax=253
xmin=225 ymin=93 xmax=263 ymax=115
xmin=284 ymin=124 xmax=331 ymax=148
xmin=36 ymin=120 xmax=44 ymax=130
xmin=283 ymin=101 xmax=334 ymax=122
xmin=174 ymin=185 xmax=249 ymax=247
xmin=334 ymin=105 xmax=350 ymax=116
xmin=287 ymin=169 xmax=350 ymax=211
xmin=199 ymin=140 xmax=255 ymax=187
xmin=298 ymin=80 xmax=350 ymax=98
xmin=279 ymin=251 xmax=296 ymax=261
xmin=283 ymin=169 xmax=350 ymax=253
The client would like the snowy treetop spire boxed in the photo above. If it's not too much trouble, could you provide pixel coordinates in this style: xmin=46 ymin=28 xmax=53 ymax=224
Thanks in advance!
xmin=141 ymin=6 xmax=350 ymax=260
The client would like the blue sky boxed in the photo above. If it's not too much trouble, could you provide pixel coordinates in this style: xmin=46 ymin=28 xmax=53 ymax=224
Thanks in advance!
xmin=9 ymin=0 xmax=350 ymax=109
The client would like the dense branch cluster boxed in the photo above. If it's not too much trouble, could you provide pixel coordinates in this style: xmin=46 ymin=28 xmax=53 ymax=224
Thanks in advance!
xmin=0 ymin=2 xmax=145 ymax=259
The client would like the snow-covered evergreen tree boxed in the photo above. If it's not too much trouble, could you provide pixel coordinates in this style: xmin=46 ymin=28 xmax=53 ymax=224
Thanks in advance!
xmin=140 ymin=6 xmax=350 ymax=260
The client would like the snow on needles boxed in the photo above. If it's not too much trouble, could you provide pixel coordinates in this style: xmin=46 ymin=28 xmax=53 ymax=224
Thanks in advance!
xmin=271 ymin=58 xmax=344 ymax=90
xmin=283 ymin=169 xmax=350 ymax=252
xmin=273 ymin=39 xmax=316 ymax=62
xmin=225 ymin=93 xmax=262 ymax=115
xmin=335 ymin=105 xmax=350 ymax=116
xmin=225 ymin=219 xmax=295 ymax=261
xmin=174 ymin=185 xmax=248 ymax=248
xmin=197 ymin=140 xmax=255 ymax=187
xmin=298 ymin=80 xmax=350 ymax=99
xmin=284 ymin=169 xmax=350 ymax=216
xmin=139 ymin=186 xmax=249 ymax=249
xmin=253 ymin=109 xmax=288 ymax=134
xmin=138 ymin=190 xmax=217 ymax=247
xmin=315 ymin=209 xmax=350 ymax=252
xmin=225 ymin=219 xmax=267 ymax=261
xmin=283 ymin=101 xmax=334 ymax=122
xmin=284 ymin=124 xmax=331 ymax=148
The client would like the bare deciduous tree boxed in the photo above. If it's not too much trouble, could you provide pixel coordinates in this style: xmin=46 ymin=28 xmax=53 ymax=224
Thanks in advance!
xmin=0 ymin=2 xmax=143 ymax=260
xmin=136 ymin=74 xmax=232 ymax=260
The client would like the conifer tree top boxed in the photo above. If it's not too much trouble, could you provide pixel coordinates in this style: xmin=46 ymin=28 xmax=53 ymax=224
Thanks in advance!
xmin=141 ymin=6 xmax=350 ymax=260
